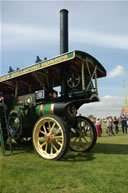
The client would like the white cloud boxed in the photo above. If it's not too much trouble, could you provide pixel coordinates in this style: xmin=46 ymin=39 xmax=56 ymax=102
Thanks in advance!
xmin=70 ymin=29 xmax=128 ymax=50
xmin=1 ymin=23 xmax=59 ymax=50
xmin=78 ymin=95 xmax=125 ymax=118
xmin=107 ymin=65 xmax=126 ymax=78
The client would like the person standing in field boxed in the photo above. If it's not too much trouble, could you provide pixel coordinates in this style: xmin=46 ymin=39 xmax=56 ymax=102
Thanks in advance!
xmin=113 ymin=116 xmax=119 ymax=134
xmin=107 ymin=117 xmax=115 ymax=136
xmin=96 ymin=117 xmax=102 ymax=137
xmin=120 ymin=114 xmax=127 ymax=134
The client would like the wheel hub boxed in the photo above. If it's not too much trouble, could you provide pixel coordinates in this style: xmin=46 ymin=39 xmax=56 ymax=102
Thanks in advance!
xmin=44 ymin=134 xmax=56 ymax=143
xmin=44 ymin=134 xmax=51 ymax=142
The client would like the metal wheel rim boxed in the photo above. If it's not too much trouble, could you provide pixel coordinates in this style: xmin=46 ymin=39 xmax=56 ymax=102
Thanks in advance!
xmin=33 ymin=117 xmax=64 ymax=159
xmin=70 ymin=118 xmax=94 ymax=151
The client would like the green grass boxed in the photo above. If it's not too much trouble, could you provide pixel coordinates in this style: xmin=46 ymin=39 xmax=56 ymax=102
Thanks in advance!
xmin=0 ymin=129 xmax=128 ymax=193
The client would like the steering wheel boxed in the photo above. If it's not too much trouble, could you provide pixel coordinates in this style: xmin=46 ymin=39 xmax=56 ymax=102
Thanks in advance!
xmin=67 ymin=72 xmax=80 ymax=88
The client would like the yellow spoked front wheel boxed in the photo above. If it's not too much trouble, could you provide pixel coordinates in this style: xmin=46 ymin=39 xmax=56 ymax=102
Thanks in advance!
xmin=33 ymin=115 xmax=69 ymax=160
xmin=70 ymin=116 xmax=97 ymax=152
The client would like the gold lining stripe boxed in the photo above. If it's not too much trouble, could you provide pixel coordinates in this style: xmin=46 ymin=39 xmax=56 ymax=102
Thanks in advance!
xmin=50 ymin=104 xmax=54 ymax=114
xmin=16 ymin=101 xmax=24 ymax=104
xmin=40 ymin=104 xmax=43 ymax=116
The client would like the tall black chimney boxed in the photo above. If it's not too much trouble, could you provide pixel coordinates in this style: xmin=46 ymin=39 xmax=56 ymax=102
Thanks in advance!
xmin=60 ymin=9 xmax=68 ymax=54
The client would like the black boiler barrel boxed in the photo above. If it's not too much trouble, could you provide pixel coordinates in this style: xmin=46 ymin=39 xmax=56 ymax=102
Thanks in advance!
xmin=60 ymin=9 xmax=69 ymax=54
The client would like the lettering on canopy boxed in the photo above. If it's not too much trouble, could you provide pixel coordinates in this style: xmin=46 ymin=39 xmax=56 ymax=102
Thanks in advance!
xmin=0 ymin=51 xmax=75 ymax=82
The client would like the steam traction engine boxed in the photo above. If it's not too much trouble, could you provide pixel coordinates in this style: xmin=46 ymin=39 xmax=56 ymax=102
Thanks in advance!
xmin=0 ymin=10 xmax=106 ymax=160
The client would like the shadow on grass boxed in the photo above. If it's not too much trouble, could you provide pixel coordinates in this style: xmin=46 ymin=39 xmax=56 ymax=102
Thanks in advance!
xmin=61 ymin=143 xmax=128 ymax=162
xmin=94 ymin=143 xmax=128 ymax=155
xmin=5 ymin=142 xmax=96 ymax=161
xmin=4 ymin=141 xmax=128 ymax=161
xmin=5 ymin=141 xmax=34 ymax=156
xmin=61 ymin=151 xmax=95 ymax=162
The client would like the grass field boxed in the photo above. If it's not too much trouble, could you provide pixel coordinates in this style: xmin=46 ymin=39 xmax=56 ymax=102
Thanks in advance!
xmin=0 ymin=128 xmax=128 ymax=193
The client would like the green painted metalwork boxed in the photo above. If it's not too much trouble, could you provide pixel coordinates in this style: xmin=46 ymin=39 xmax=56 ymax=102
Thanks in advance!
xmin=35 ymin=103 xmax=52 ymax=117
xmin=43 ymin=104 xmax=51 ymax=115
xmin=35 ymin=105 xmax=40 ymax=117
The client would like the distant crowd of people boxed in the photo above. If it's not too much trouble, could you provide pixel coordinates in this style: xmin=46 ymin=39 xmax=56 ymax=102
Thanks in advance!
xmin=96 ymin=114 xmax=128 ymax=137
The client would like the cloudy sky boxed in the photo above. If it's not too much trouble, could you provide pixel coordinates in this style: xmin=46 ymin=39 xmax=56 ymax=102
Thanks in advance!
xmin=1 ymin=0 xmax=128 ymax=118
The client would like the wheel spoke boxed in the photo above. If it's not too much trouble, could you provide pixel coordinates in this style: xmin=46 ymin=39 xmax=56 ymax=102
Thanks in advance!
xmin=39 ymin=137 xmax=44 ymax=141
xmin=73 ymin=137 xmax=77 ymax=143
xmin=40 ymin=130 xmax=45 ymax=135
xmin=39 ymin=141 xmax=46 ymax=148
xmin=54 ymin=128 xmax=61 ymax=135
xmin=79 ymin=137 xmax=82 ymax=143
xmin=49 ymin=122 xmax=56 ymax=134
xmin=47 ymin=121 xmax=51 ymax=130
xmin=82 ymin=136 xmax=89 ymax=143
xmin=52 ymin=135 xmax=63 ymax=139
xmin=52 ymin=143 xmax=58 ymax=152
xmin=45 ymin=142 xmax=48 ymax=152
xmin=43 ymin=124 xmax=47 ymax=133
xmin=56 ymin=139 xmax=62 ymax=146
xmin=50 ymin=143 xmax=53 ymax=154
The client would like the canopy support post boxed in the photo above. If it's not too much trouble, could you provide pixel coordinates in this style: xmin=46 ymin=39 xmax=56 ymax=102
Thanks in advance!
xmin=95 ymin=66 xmax=98 ymax=95
xmin=81 ymin=62 xmax=85 ymax=90
xmin=15 ymin=81 xmax=18 ymax=97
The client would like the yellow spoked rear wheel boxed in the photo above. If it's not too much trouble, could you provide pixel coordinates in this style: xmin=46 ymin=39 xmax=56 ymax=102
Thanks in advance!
xmin=70 ymin=116 xmax=97 ymax=152
xmin=33 ymin=115 xmax=69 ymax=160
